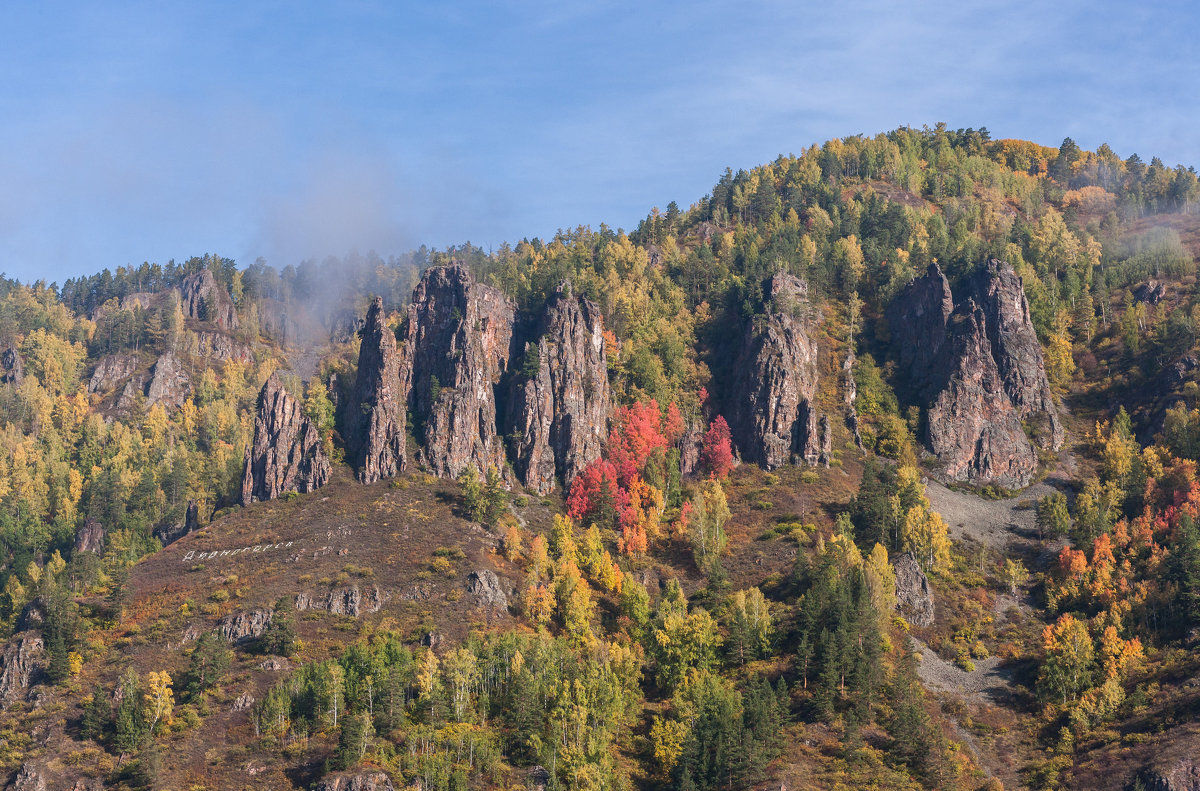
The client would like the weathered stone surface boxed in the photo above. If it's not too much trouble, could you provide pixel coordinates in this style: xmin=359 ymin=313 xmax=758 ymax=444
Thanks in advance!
xmin=215 ymin=608 xmax=272 ymax=644
xmin=145 ymin=351 xmax=191 ymax=409
xmin=180 ymin=269 xmax=238 ymax=330
xmin=888 ymin=260 xmax=1059 ymax=488
xmin=728 ymin=273 xmax=822 ymax=470
xmin=893 ymin=551 xmax=935 ymax=627
xmin=1140 ymin=725 xmax=1200 ymax=790
xmin=0 ymin=633 xmax=44 ymax=704
xmin=508 ymin=284 xmax=610 ymax=494
xmin=73 ymin=518 xmax=105 ymax=555
xmin=240 ymin=374 xmax=331 ymax=505
xmin=466 ymin=570 xmax=509 ymax=611
xmin=195 ymin=330 xmax=253 ymax=364
xmin=1 ymin=346 xmax=23 ymax=386
xmin=678 ymin=426 xmax=703 ymax=478
xmin=312 ymin=772 xmax=395 ymax=791
xmin=294 ymin=585 xmax=382 ymax=617
xmin=232 ymin=693 xmax=256 ymax=712
xmin=344 ymin=297 xmax=406 ymax=484
xmin=155 ymin=499 xmax=200 ymax=546
xmin=400 ymin=265 xmax=517 ymax=480
xmin=819 ymin=414 xmax=832 ymax=467
xmin=843 ymin=351 xmax=864 ymax=450
xmin=1135 ymin=279 xmax=1168 ymax=305
xmin=9 ymin=763 xmax=46 ymax=791
xmin=88 ymin=353 xmax=138 ymax=393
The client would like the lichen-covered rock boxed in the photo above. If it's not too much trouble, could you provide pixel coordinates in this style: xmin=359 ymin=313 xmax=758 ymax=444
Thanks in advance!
xmin=889 ymin=260 xmax=1059 ymax=488
xmin=87 ymin=353 xmax=138 ymax=393
xmin=294 ymin=586 xmax=382 ymax=617
xmin=893 ymin=552 xmax=935 ymax=627
xmin=180 ymin=269 xmax=238 ymax=330
xmin=400 ymin=265 xmax=517 ymax=480
xmin=466 ymin=570 xmax=509 ymax=611
xmin=344 ymin=297 xmax=406 ymax=484
xmin=145 ymin=350 xmax=191 ymax=409
xmin=215 ymin=608 xmax=272 ymax=644
xmin=154 ymin=500 xmax=200 ymax=546
xmin=73 ymin=519 xmax=104 ymax=555
xmin=240 ymin=374 xmax=331 ymax=504
xmin=508 ymin=284 xmax=610 ymax=494
xmin=312 ymin=772 xmax=395 ymax=791
xmin=729 ymin=273 xmax=822 ymax=470
xmin=195 ymin=330 xmax=253 ymax=364
xmin=1 ymin=345 xmax=24 ymax=386
xmin=0 ymin=633 xmax=44 ymax=704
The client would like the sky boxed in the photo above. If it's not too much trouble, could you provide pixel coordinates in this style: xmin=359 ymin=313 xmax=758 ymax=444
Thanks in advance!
xmin=1 ymin=0 xmax=1197 ymax=285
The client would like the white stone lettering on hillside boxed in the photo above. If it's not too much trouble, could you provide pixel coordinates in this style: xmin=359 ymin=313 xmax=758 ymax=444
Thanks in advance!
xmin=181 ymin=541 xmax=294 ymax=562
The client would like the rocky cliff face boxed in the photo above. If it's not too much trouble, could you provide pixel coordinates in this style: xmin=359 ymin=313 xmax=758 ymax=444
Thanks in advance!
xmin=145 ymin=350 xmax=191 ymax=409
xmin=240 ymin=374 xmax=331 ymax=505
xmin=73 ymin=519 xmax=104 ymax=555
xmin=399 ymin=265 xmax=517 ymax=480
xmin=889 ymin=260 xmax=1060 ymax=488
xmin=295 ymin=585 xmax=382 ymax=617
xmin=728 ymin=273 xmax=822 ymax=470
xmin=195 ymin=330 xmax=253 ymax=364
xmin=87 ymin=353 xmax=138 ymax=393
xmin=215 ymin=608 xmax=273 ymax=644
xmin=508 ymin=284 xmax=610 ymax=494
xmin=0 ymin=346 xmax=22 ymax=386
xmin=344 ymin=297 xmax=406 ymax=484
xmin=0 ymin=632 xmax=44 ymax=704
xmin=893 ymin=551 xmax=935 ymax=627
xmin=180 ymin=269 xmax=238 ymax=330
xmin=312 ymin=772 xmax=395 ymax=791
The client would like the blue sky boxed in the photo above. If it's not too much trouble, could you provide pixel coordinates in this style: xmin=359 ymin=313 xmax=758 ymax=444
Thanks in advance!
xmin=1 ymin=1 xmax=1197 ymax=284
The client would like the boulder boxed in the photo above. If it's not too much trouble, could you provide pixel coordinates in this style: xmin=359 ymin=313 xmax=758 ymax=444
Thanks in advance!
xmin=466 ymin=570 xmax=509 ymax=611
xmin=154 ymin=500 xmax=200 ymax=546
xmin=180 ymin=269 xmax=238 ymax=330
xmin=399 ymin=265 xmax=517 ymax=480
xmin=311 ymin=772 xmax=395 ymax=791
xmin=145 ymin=350 xmax=191 ymax=409
xmin=1 ymin=345 xmax=24 ymax=386
xmin=888 ymin=260 xmax=1060 ymax=488
xmin=344 ymin=297 xmax=406 ymax=484
xmin=508 ymin=283 xmax=610 ymax=494
xmin=87 ymin=353 xmax=138 ymax=393
xmin=728 ymin=273 xmax=822 ymax=470
xmin=239 ymin=374 xmax=331 ymax=504
xmin=893 ymin=552 xmax=935 ymax=627
xmin=0 ymin=632 xmax=44 ymax=704
xmin=1135 ymin=279 xmax=1168 ymax=305
xmin=232 ymin=693 xmax=255 ymax=712
xmin=294 ymin=585 xmax=382 ymax=617
xmin=215 ymin=608 xmax=273 ymax=644
xmin=73 ymin=519 xmax=104 ymax=555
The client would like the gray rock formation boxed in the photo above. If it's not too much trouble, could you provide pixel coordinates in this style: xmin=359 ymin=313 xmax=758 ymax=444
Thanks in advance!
xmin=0 ymin=632 xmax=44 ymax=704
xmin=73 ymin=519 xmax=104 ymax=555
xmin=195 ymin=330 xmax=253 ymax=364
xmin=466 ymin=570 xmax=509 ymax=611
xmin=88 ymin=353 xmax=138 ymax=393
xmin=145 ymin=350 xmax=191 ymax=409
xmin=9 ymin=764 xmax=46 ymax=791
xmin=893 ymin=551 xmax=935 ymax=627
xmin=399 ymin=265 xmax=517 ymax=480
xmin=240 ymin=374 xmax=331 ymax=505
xmin=1135 ymin=279 xmax=1168 ymax=305
xmin=1 ymin=346 xmax=24 ymax=386
xmin=889 ymin=260 xmax=1061 ymax=488
xmin=215 ymin=608 xmax=273 ymax=644
xmin=344 ymin=297 xmax=406 ymax=484
xmin=154 ymin=500 xmax=200 ymax=546
xmin=843 ymin=351 xmax=864 ymax=450
xmin=729 ymin=273 xmax=822 ymax=470
xmin=294 ymin=586 xmax=382 ymax=617
xmin=1140 ymin=725 xmax=1200 ymax=790
xmin=508 ymin=283 xmax=610 ymax=494
xmin=180 ymin=269 xmax=238 ymax=330
xmin=312 ymin=772 xmax=395 ymax=791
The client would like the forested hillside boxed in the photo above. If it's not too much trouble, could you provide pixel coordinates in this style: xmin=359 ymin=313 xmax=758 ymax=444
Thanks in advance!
xmin=1 ymin=124 xmax=1199 ymax=790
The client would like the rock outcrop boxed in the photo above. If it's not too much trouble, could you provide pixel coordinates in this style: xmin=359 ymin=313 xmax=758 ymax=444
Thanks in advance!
xmin=154 ymin=500 xmax=200 ymax=546
xmin=399 ymin=265 xmax=517 ymax=480
xmin=145 ymin=351 xmax=191 ymax=409
xmin=508 ymin=284 xmax=610 ymax=494
xmin=73 ymin=519 xmax=104 ymax=555
xmin=215 ymin=608 xmax=272 ymax=644
xmin=294 ymin=585 xmax=382 ymax=617
xmin=0 ymin=632 xmax=44 ymax=704
xmin=240 ymin=374 xmax=331 ymax=505
xmin=1140 ymin=725 xmax=1200 ymax=790
xmin=888 ymin=260 xmax=1061 ymax=488
xmin=466 ymin=570 xmax=509 ymax=611
xmin=1 ymin=346 xmax=23 ymax=386
xmin=893 ymin=552 xmax=935 ymax=627
xmin=312 ymin=772 xmax=395 ymax=791
xmin=728 ymin=273 xmax=822 ymax=470
xmin=195 ymin=330 xmax=253 ymax=364
xmin=344 ymin=297 xmax=406 ymax=484
xmin=88 ymin=353 xmax=138 ymax=393
xmin=180 ymin=269 xmax=238 ymax=330
xmin=9 ymin=763 xmax=47 ymax=791
xmin=1135 ymin=279 xmax=1168 ymax=305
